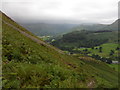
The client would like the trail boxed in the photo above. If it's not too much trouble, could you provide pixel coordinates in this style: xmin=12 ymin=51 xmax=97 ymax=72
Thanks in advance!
xmin=2 ymin=20 xmax=64 ymax=54
xmin=2 ymin=20 xmax=78 ymax=68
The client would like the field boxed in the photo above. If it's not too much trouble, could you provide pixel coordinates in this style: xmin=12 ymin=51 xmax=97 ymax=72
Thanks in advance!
xmin=75 ymin=43 xmax=119 ymax=58
xmin=37 ymin=36 xmax=52 ymax=41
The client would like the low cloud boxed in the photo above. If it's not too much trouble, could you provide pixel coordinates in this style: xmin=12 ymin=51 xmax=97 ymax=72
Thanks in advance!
xmin=2 ymin=0 xmax=119 ymax=24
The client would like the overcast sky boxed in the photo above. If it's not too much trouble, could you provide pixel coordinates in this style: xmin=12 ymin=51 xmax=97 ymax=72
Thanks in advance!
xmin=1 ymin=0 xmax=119 ymax=24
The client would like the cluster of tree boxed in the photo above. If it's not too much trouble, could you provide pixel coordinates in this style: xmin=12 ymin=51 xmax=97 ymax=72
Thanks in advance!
xmin=91 ymin=54 xmax=112 ymax=64
xmin=54 ymin=46 xmax=90 ymax=55
xmin=77 ymin=39 xmax=108 ymax=48
xmin=93 ymin=30 xmax=112 ymax=33
xmin=73 ymin=49 xmax=91 ymax=55
xmin=57 ymin=46 xmax=74 ymax=52
xmin=55 ymin=45 xmax=119 ymax=64
xmin=52 ymin=30 xmax=110 ymax=49
xmin=91 ymin=46 xmax=103 ymax=53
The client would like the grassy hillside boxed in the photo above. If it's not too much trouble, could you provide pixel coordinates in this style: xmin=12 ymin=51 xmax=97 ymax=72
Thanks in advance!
xmin=52 ymin=30 xmax=118 ymax=50
xmin=108 ymin=64 xmax=119 ymax=72
xmin=1 ymin=12 xmax=119 ymax=88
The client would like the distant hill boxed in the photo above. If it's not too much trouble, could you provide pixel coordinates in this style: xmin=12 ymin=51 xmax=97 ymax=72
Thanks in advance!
xmin=70 ymin=24 xmax=106 ymax=31
xmin=19 ymin=19 xmax=119 ymax=36
xmin=20 ymin=23 xmax=78 ymax=36
xmin=71 ymin=19 xmax=119 ymax=32
xmin=1 ymin=12 xmax=119 ymax=88
xmin=52 ymin=30 xmax=118 ymax=49
xmin=102 ymin=19 xmax=119 ymax=31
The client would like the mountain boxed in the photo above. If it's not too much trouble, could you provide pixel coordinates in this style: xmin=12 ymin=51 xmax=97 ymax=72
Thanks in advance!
xmin=20 ymin=23 xmax=78 ymax=36
xmin=71 ymin=19 xmax=119 ymax=32
xmin=19 ymin=19 xmax=119 ymax=36
xmin=1 ymin=12 xmax=119 ymax=88
xmin=51 ymin=30 xmax=118 ymax=49
xmin=102 ymin=19 xmax=119 ymax=31
xmin=70 ymin=24 xmax=107 ymax=31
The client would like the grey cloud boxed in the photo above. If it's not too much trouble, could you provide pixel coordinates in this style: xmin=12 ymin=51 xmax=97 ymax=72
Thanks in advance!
xmin=1 ymin=0 xmax=119 ymax=24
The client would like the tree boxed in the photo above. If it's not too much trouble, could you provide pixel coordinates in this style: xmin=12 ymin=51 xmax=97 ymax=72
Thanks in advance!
xmin=91 ymin=54 xmax=101 ymax=60
xmin=109 ymin=50 xmax=114 ymax=56
xmin=106 ymin=59 xmax=112 ymax=64
xmin=99 ymin=47 xmax=102 ymax=53
xmin=91 ymin=47 xmax=94 ymax=49
xmin=84 ymin=49 xmax=88 ymax=52
xmin=100 ymin=57 xmax=106 ymax=62
xmin=116 ymin=47 xmax=120 ymax=50
xmin=95 ymin=48 xmax=98 ymax=49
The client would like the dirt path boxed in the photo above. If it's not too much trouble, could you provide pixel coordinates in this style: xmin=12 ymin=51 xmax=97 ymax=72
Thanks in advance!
xmin=2 ymin=20 xmax=64 ymax=54
xmin=2 ymin=20 xmax=79 ymax=69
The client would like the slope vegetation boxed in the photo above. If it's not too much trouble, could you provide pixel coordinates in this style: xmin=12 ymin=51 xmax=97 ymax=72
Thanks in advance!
xmin=52 ymin=30 xmax=118 ymax=50
xmin=1 ymin=12 xmax=119 ymax=88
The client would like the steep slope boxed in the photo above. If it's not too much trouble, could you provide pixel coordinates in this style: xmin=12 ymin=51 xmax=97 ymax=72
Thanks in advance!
xmin=102 ymin=19 xmax=119 ymax=31
xmin=1 ymin=12 xmax=119 ymax=88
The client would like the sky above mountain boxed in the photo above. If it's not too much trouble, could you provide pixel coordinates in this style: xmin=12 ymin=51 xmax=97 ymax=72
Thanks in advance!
xmin=1 ymin=0 xmax=119 ymax=24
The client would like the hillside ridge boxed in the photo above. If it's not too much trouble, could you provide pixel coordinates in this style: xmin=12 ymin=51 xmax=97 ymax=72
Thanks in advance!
xmin=2 ymin=19 xmax=64 ymax=54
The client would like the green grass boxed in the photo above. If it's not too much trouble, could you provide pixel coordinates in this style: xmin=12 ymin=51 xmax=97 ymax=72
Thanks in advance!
xmin=1 ymin=12 xmax=119 ymax=88
xmin=2 ymin=18 xmax=87 ymax=88
xmin=38 ymin=36 xmax=52 ymax=41
xmin=76 ymin=43 xmax=118 ymax=57
xmin=108 ymin=64 xmax=119 ymax=71
xmin=81 ymin=58 xmax=118 ymax=87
